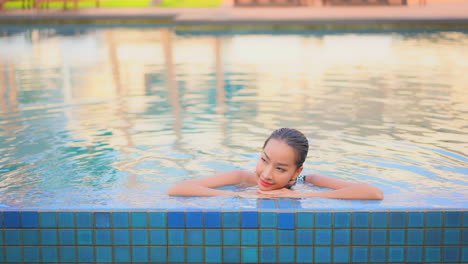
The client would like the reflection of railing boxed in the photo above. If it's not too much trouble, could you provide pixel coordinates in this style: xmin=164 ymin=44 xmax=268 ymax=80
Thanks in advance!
xmin=0 ymin=0 xmax=100 ymax=11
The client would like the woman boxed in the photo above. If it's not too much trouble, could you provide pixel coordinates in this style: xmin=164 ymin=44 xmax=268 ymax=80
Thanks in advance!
xmin=168 ymin=128 xmax=383 ymax=199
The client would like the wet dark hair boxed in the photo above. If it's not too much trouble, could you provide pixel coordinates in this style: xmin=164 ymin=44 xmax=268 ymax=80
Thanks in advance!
xmin=263 ymin=128 xmax=309 ymax=169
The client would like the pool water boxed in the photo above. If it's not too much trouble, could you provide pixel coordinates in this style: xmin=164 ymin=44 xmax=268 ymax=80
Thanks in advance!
xmin=0 ymin=26 xmax=467 ymax=210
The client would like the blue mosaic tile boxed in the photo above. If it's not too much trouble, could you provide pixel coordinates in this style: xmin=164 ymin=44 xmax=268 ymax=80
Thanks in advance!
xmin=223 ymin=247 xmax=240 ymax=263
xmin=76 ymin=212 xmax=92 ymax=228
xmin=224 ymin=230 xmax=240 ymax=245
xmin=445 ymin=212 xmax=462 ymax=227
xmin=407 ymin=247 xmax=423 ymax=262
xmin=316 ymin=212 xmax=332 ymax=228
xmin=425 ymin=247 xmax=441 ymax=262
xmin=260 ymin=212 xmax=277 ymax=228
xmin=21 ymin=212 xmax=38 ymax=228
xmin=41 ymin=229 xmax=58 ymax=245
xmin=206 ymin=247 xmax=222 ymax=263
xmin=131 ymin=212 xmax=147 ymax=228
xmin=315 ymin=247 xmax=331 ymax=263
xmin=187 ymin=229 xmax=203 ymax=245
xmin=259 ymin=199 xmax=276 ymax=209
xmin=242 ymin=247 xmax=258 ymax=263
xmin=113 ymin=212 xmax=129 ymax=228
xmin=370 ymin=247 xmax=386 ymax=263
xmin=408 ymin=212 xmax=424 ymax=227
xmin=242 ymin=230 xmax=258 ymax=245
xmin=5 ymin=230 xmax=21 ymax=245
xmin=223 ymin=212 xmax=240 ymax=228
xmin=426 ymin=229 xmax=442 ymax=245
xmin=205 ymin=212 xmax=221 ymax=228
xmin=462 ymin=247 xmax=468 ymax=262
xmin=206 ymin=229 xmax=222 ymax=245
xmin=352 ymin=229 xmax=369 ymax=245
xmin=278 ymin=213 xmax=295 ymax=230
xmin=261 ymin=247 xmax=276 ymax=263
xmin=77 ymin=229 xmax=93 ymax=245
xmin=23 ymin=230 xmax=39 ymax=245
xmin=132 ymin=229 xmax=148 ymax=245
xmin=114 ymin=230 xmax=130 ymax=245
xmin=371 ymin=212 xmax=388 ymax=228
xmin=389 ymin=229 xmax=405 ymax=245
xmin=278 ymin=247 xmax=295 ymax=263
xmin=24 ymin=247 xmax=40 ymax=263
xmin=334 ymin=247 xmax=350 ymax=263
xmin=186 ymin=212 xmax=203 ymax=228
xmin=371 ymin=230 xmax=387 ymax=245
xmin=39 ymin=212 xmax=57 ymax=228
xmin=352 ymin=247 xmax=368 ymax=263
xmin=316 ymin=229 xmax=332 ymax=245
xmin=279 ymin=230 xmax=295 ymax=245
xmin=444 ymin=229 xmax=460 ymax=245
xmin=59 ymin=229 xmax=75 ymax=245
xmin=78 ymin=246 xmax=94 ymax=262
xmin=352 ymin=212 xmax=369 ymax=227
xmin=60 ymin=247 xmax=76 ymax=262
xmin=242 ymin=211 xmax=258 ymax=228
xmin=463 ymin=229 xmax=468 ymax=245
xmin=334 ymin=212 xmax=350 ymax=228
xmin=96 ymin=247 xmax=112 ymax=263
xmin=168 ymin=229 xmax=185 ymax=245
xmin=58 ymin=212 xmax=74 ymax=228
xmin=96 ymin=230 xmax=112 ymax=245
xmin=150 ymin=230 xmax=166 ymax=245
xmin=407 ymin=229 xmax=423 ymax=245
xmin=150 ymin=212 xmax=166 ymax=228
xmin=389 ymin=212 xmax=406 ymax=228
xmin=464 ymin=212 xmax=468 ymax=227
xmin=133 ymin=247 xmax=149 ymax=263
xmin=426 ymin=212 xmax=443 ymax=227
xmin=150 ymin=247 xmax=167 ymax=263
xmin=297 ymin=230 xmax=313 ymax=246
xmin=6 ymin=247 xmax=22 ymax=262
xmin=114 ymin=247 xmax=131 ymax=263
xmin=95 ymin=212 xmax=111 ymax=228
xmin=444 ymin=247 xmax=460 ymax=262
xmin=278 ymin=199 xmax=296 ymax=209
xmin=4 ymin=212 xmax=20 ymax=228
xmin=42 ymin=247 xmax=58 ymax=262
xmin=168 ymin=212 xmax=185 ymax=228
xmin=260 ymin=230 xmax=276 ymax=246
xmin=187 ymin=247 xmax=203 ymax=263
xmin=334 ymin=229 xmax=350 ymax=245
xmin=389 ymin=247 xmax=404 ymax=262
xmin=298 ymin=212 xmax=314 ymax=228
xmin=297 ymin=247 xmax=313 ymax=263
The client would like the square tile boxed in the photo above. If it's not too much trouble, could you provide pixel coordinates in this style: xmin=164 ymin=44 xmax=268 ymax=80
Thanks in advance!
xmin=242 ymin=211 xmax=258 ymax=228
xmin=77 ymin=229 xmax=93 ymax=245
xmin=150 ymin=212 xmax=166 ymax=228
xmin=426 ymin=229 xmax=442 ymax=245
xmin=168 ymin=212 xmax=184 ymax=228
xmin=58 ymin=212 xmax=74 ymax=228
xmin=464 ymin=212 xmax=468 ymax=227
xmin=62 ymin=248 xmax=78 ymax=264
xmin=370 ymin=247 xmax=386 ymax=263
xmin=41 ymin=229 xmax=58 ymax=245
xmin=408 ymin=212 xmax=424 ymax=227
xmin=242 ymin=247 xmax=258 ymax=263
xmin=463 ymin=229 xmax=468 ymax=245
xmin=59 ymin=229 xmax=75 ymax=245
xmin=352 ymin=212 xmax=369 ymax=227
xmin=389 ymin=212 xmax=406 ymax=228
xmin=407 ymin=229 xmax=423 ymax=245
xmin=444 ymin=229 xmax=460 ymax=245
xmin=132 ymin=229 xmax=148 ymax=245
xmin=462 ymin=247 xmax=468 ymax=262
xmin=39 ymin=212 xmax=57 ymax=228
xmin=223 ymin=212 xmax=240 ymax=228
xmin=298 ymin=212 xmax=314 ymax=228
xmin=352 ymin=247 xmax=368 ymax=263
xmin=150 ymin=247 xmax=167 ymax=263
xmin=445 ymin=212 xmax=462 ymax=227
xmin=114 ymin=230 xmax=130 ymax=245
xmin=352 ymin=229 xmax=369 ymax=245
xmin=76 ymin=212 xmax=92 ymax=228
xmin=261 ymin=247 xmax=277 ymax=263
xmin=278 ymin=247 xmax=295 ymax=263
xmin=24 ymin=247 xmax=40 ymax=263
xmin=131 ymin=212 xmax=147 ymax=228
xmin=42 ymin=247 xmax=58 ymax=262
xmin=186 ymin=212 xmax=203 ymax=228
xmin=114 ymin=247 xmax=131 ymax=263
xmin=78 ymin=246 xmax=94 ymax=262
xmin=187 ymin=247 xmax=203 ymax=263
xmin=187 ymin=229 xmax=203 ymax=245
xmin=260 ymin=212 xmax=277 ymax=228
xmin=224 ymin=229 xmax=240 ymax=245
xmin=242 ymin=230 xmax=258 ymax=245
xmin=315 ymin=247 xmax=331 ymax=263
xmin=334 ymin=212 xmax=350 ymax=228
xmin=316 ymin=212 xmax=332 ymax=228
xmin=96 ymin=247 xmax=112 ymax=263
xmin=316 ymin=229 xmax=332 ymax=245
xmin=95 ymin=229 xmax=112 ymax=245
xmin=150 ymin=230 xmax=166 ymax=245
xmin=258 ymin=199 xmax=276 ymax=209
xmin=334 ymin=229 xmax=350 ymax=246
xmin=113 ymin=212 xmax=129 ymax=228
xmin=279 ymin=230 xmax=295 ymax=245
xmin=205 ymin=229 xmax=221 ymax=245
xmin=95 ymin=212 xmax=111 ymax=228
xmin=23 ymin=230 xmax=39 ymax=245
xmin=389 ymin=247 xmax=404 ymax=262
xmin=5 ymin=230 xmax=21 ymax=245
xmin=205 ymin=212 xmax=221 ymax=228
xmin=297 ymin=230 xmax=313 ymax=246
xmin=21 ymin=212 xmax=38 ymax=228
xmin=4 ymin=212 xmax=20 ymax=228
xmin=260 ymin=229 xmax=276 ymax=246
xmin=6 ymin=247 xmax=22 ymax=262
xmin=426 ymin=212 xmax=442 ymax=227
xmin=406 ymin=247 xmax=423 ymax=262
xmin=223 ymin=247 xmax=240 ymax=263
xmin=444 ymin=247 xmax=460 ymax=262
xmin=206 ymin=247 xmax=222 ymax=263
xmin=168 ymin=229 xmax=185 ymax=245
xmin=132 ymin=247 xmax=149 ymax=263
xmin=371 ymin=230 xmax=387 ymax=245
xmin=389 ymin=229 xmax=405 ymax=245
xmin=277 ymin=199 xmax=296 ymax=209
xmin=333 ymin=247 xmax=350 ymax=263
xmin=278 ymin=213 xmax=295 ymax=230
xmin=425 ymin=247 xmax=441 ymax=262
xmin=371 ymin=212 xmax=388 ymax=228
xmin=297 ymin=247 xmax=313 ymax=263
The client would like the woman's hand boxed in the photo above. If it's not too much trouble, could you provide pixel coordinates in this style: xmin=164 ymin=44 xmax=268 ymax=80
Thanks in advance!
xmin=257 ymin=188 xmax=306 ymax=198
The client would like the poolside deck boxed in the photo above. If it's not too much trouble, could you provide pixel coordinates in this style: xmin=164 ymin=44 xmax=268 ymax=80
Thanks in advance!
xmin=0 ymin=0 xmax=467 ymax=25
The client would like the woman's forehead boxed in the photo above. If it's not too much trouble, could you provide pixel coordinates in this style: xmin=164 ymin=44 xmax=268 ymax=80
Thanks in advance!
xmin=263 ymin=139 xmax=296 ymax=165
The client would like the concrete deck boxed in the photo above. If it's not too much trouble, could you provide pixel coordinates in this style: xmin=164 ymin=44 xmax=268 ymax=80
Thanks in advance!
xmin=0 ymin=1 xmax=468 ymax=25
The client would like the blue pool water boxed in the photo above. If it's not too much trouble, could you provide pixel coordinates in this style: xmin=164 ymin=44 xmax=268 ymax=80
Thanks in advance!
xmin=0 ymin=25 xmax=467 ymax=264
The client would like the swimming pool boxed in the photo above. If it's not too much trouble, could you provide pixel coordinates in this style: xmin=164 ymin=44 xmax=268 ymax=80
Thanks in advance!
xmin=0 ymin=25 xmax=467 ymax=263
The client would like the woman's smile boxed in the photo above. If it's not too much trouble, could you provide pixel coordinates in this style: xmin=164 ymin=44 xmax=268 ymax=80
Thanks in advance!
xmin=259 ymin=178 xmax=273 ymax=187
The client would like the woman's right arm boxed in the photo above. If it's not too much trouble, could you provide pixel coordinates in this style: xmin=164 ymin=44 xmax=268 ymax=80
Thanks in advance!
xmin=167 ymin=170 xmax=255 ymax=197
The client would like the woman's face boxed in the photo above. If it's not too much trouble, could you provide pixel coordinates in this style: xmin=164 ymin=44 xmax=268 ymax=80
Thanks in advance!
xmin=255 ymin=139 xmax=303 ymax=191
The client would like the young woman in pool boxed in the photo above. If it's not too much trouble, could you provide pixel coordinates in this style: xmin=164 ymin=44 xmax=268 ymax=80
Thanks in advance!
xmin=168 ymin=128 xmax=383 ymax=199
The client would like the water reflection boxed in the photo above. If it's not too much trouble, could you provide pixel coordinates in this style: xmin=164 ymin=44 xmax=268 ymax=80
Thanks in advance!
xmin=0 ymin=26 xmax=466 ymax=209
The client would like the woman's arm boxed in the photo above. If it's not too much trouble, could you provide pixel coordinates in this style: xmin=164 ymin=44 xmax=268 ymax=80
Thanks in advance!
xmin=167 ymin=170 xmax=256 ymax=197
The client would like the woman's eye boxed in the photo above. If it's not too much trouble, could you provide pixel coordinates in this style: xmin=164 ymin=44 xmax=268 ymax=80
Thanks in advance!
xmin=261 ymin=157 xmax=266 ymax=162
xmin=277 ymin=168 xmax=286 ymax=172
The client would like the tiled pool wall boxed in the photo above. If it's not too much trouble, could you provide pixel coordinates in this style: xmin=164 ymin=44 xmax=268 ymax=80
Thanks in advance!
xmin=1 ymin=208 xmax=467 ymax=263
